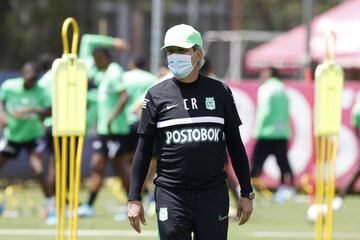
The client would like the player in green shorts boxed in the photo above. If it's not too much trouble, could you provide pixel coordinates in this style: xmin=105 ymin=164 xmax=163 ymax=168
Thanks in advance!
xmin=0 ymin=62 xmax=52 ymax=218
xmin=78 ymin=47 xmax=131 ymax=217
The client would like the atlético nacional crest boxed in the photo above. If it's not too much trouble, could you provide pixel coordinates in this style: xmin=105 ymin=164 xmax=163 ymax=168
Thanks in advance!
xmin=159 ymin=207 xmax=168 ymax=221
xmin=205 ymin=97 xmax=216 ymax=110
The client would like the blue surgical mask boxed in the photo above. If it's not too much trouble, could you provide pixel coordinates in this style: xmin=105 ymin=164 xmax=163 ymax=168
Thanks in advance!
xmin=167 ymin=53 xmax=195 ymax=79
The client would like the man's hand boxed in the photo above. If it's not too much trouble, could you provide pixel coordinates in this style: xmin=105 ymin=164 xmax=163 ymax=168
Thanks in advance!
xmin=113 ymin=38 xmax=128 ymax=51
xmin=128 ymin=200 xmax=147 ymax=233
xmin=237 ymin=197 xmax=253 ymax=225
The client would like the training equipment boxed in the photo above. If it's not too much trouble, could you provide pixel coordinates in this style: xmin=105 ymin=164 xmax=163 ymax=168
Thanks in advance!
xmin=0 ymin=185 xmax=35 ymax=217
xmin=307 ymin=204 xmax=328 ymax=223
xmin=52 ymin=17 xmax=87 ymax=240
xmin=313 ymin=31 xmax=344 ymax=240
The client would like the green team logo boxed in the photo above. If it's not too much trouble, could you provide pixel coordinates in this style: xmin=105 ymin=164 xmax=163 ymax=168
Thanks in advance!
xmin=205 ymin=97 xmax=216 ymax=110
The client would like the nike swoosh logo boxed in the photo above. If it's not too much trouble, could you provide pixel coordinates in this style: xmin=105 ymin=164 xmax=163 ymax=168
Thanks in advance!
xmin=166 ymin=104 xmax=178 ymax=110
xmin=218 ymin=215 xmax=228 ymax=221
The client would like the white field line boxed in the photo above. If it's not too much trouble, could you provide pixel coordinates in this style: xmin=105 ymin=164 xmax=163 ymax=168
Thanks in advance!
xmin=0 ymin=229 xmax=157 ymax=237
xmin=0 ymin=229 xmax=360 ymax=239
xmin=251 ymin=231 xmax=360 ymax=239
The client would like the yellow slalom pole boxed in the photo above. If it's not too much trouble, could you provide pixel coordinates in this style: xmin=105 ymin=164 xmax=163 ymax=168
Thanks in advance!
xmin=61 ymin=136 xmax=68 ymax=240
xmin=52 ymin=17 xmax=87 ymax=240
xmin=54 ymin=136 xmax=62 ymax=240
xmin=325 ymin=137 xmax=338 ymax=240
xmin=324 ymin=31 xmax=336 ymax=64
xmin=323 ymin=137 xmax=332 ymax=240
xmin=315 ymin=136 xmax=326 ymax=240
xmin=72 ymin=136 xmax=84 ymax=240
xmin=313 ymin=30 xmax=343 ymax=240
xmin=314 ymin=136 xmax=320 ymax=240
xmin=314 ymin=136 xmax=321 ymax=240
xmin=61 ymin=18 xmax=79 ymax=55
xmin=69 ymin=136 xmax=76 ymax=240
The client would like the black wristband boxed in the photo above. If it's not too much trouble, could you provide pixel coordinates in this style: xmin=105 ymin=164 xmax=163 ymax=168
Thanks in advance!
xmin=240 ymin=192 xmax=255 ymax=200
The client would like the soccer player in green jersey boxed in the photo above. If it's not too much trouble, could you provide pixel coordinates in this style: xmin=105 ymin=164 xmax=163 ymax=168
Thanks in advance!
xmin=351 ymin=100 xmax=360 ymax=145
xmin=123 ymin=56 xmax=157 ymax=156
xmin=333 ymin=101 xmax=360 ymax=209
xmin=251 ymin=67 xmax=294 ymax=202
xmin=116 ymin=56 xmax=158 ymax=218
xmin=37 ymin=55 xmax=58 ymax=225
xmin=0 ymin=62 xmax=52 ymax=216
xmin=79 ymin=34 xmax=128 ymax=85
xmin=78 ymin=47 xmax=131 ymax=217
xmin=79 ymin=34 xmax=128 ymax=130
xmin=37 ymin=55 xmax=56 ymax=157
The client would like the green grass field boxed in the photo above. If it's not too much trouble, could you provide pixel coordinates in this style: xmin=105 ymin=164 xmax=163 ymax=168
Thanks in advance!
xmin=0 ymin=182 xmax=359 ymax=240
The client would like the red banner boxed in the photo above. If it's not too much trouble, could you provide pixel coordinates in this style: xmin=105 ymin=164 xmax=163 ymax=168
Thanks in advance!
xmin=228 ymin=80 xmax=360 ymax=191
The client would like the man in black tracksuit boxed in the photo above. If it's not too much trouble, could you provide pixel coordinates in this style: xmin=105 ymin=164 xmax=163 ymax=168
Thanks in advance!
xmin=128 ymin=24 xmax=254 ymax=240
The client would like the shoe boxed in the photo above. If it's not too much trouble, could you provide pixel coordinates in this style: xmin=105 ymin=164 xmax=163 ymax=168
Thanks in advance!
xmin=251 ymin=177 xmax=273 ymax=199
xmin=45 ymin=212 xmax=57 ymax=225
xmin=78 ymin=204 xmax=94 ymax=217
xmin=273 ymin=185 xmax=295 ymax=203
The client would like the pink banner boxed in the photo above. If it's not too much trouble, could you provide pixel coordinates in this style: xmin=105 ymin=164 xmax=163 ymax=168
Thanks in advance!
xmin=228 ymin=80 xmax=360 ymax=191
